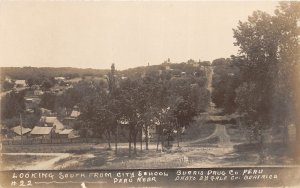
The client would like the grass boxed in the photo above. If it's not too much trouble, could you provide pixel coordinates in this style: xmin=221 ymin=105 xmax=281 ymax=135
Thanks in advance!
xmin=230 ymin=142 xmax=296 ymax=165
xmin=66 ymin=147 xmax=94 ymax=154
xmin=0 ymin=155 xmax=54 ymax=170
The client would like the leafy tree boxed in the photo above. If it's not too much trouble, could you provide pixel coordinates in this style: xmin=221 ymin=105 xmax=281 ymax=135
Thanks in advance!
xmin=172 ymin=97 xmax=196 ymax=146
xmin=40 ymin=92 xmax=56 ymax=111
xmin=233 ymin=2 xmax=300 ymax=162
xmin=1 ymin=90 xmax=25 ymax=120
xmin=211 ymin=58 xmax=240 ymax=114
xmin=1 ymin=80 xmax=14 ymax=91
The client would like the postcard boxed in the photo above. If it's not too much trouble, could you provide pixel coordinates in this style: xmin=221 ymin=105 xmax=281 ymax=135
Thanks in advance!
xmin=0 ymin=1 xmax=299 ymax=187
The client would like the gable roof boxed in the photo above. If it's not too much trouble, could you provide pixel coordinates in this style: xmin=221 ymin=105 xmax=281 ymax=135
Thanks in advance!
xmin=44 ymin=117 xmax=57 ymax=124
xmin=11 ymin=126 xmax=32 ymax=135
xmin=30 ymin=126 xmax=53 ymax=135
xmin=53 ymin=120 xmax=64 ymax=130
xmin=40 ymin=116 xmax=64 ymax=130
xmin=58 ymin=129 xmax=74 ymax=135
xmin=15 ymin=80 xmax=26 ymax=85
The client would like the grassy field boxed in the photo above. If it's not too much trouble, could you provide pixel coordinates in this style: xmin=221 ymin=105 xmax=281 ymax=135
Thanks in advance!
xmin=0 ymin=154 xmax=54 ymax=170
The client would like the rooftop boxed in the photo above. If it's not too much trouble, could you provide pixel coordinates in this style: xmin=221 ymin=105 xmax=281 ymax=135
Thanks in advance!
xmin=11 ymin=126 xmax=32 ymax=135
xmin=30 ymin=126 xmax=53 ymax=135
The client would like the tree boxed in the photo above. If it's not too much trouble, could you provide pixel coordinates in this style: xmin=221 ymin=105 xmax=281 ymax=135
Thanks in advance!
xmin=1 ymin=90 xmax=25 ymax=120
xmin=211 ymin=58 xmax=240 ymax=114
xmin=172 ymin=97 xmax=196 ymax=147
xmin=105 ymin=63 xmax=120 ymax=153
xmin=272 ymin=2 xmax=300 ymax=161
xmin=1 ymin=80 xmax=14 ymax=91
xmin=40 ymin=92 xmax=57 ymax=111
xmin=233 ymin=2 xmax=300 ymax=161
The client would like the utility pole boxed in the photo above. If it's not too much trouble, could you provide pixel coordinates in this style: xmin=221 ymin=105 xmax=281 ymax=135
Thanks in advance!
xmin=20 ymin=113 xmax=23 ymax=145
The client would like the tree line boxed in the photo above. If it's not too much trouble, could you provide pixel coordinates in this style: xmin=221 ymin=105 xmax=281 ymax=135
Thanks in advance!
xmin=76 ymin=63 xmax=210 ymax=156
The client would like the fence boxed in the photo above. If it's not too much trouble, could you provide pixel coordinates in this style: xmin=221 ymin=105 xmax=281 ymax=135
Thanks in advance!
xmin=1 ymin=137 xmax=103 ymax=145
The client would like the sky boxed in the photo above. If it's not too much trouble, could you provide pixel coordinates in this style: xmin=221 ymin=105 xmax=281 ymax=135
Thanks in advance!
xmin=0 ymin=1 xmax=279 ymax=70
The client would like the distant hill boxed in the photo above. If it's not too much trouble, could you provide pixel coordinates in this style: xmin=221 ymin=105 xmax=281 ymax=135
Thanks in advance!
xmin=1 ymin=60 xmax=211 ymax=81
xmin=0 ymin=67 xmax=110 ymax=80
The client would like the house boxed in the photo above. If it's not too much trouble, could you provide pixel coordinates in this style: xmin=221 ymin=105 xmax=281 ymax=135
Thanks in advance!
xmin=50 ymin=85 xmax=65 ymax=95
xmin=5 ymin=76 xmax=13 ymax=83
xmin=30 ymin=126 xmax=53 ymax=139
xmin=10 ymin=126 xmax=32 ymax=137
xmin=24 ymin=97 xmax=41 ymax=110
xmin=63 ymin=106 xmax=80 ymax=128
xmin=142 ymin=117 xmax=160 ymax=141
xmin=56 ymin=129 xmax=77 ymax=139
xmin=40 ymin=116 xmax=64 ymax=130
xmin=40 ymin=108 xmax=53 ymax=116
xmin=70 ymin=109 xmax=80 ymax=118
xmin=15 ymin=80 xmax=26 ymax=88
xmin=33 ymin=90 xmax=44 ymax=96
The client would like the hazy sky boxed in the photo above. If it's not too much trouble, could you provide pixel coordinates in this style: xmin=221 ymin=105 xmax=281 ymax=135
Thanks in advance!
xmin=0 ymin=1 xmax=278 ymax=70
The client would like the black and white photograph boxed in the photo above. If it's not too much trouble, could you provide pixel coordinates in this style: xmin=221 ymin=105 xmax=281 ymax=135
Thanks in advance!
xmin=0 ymin=1 xmax=299 ymax=187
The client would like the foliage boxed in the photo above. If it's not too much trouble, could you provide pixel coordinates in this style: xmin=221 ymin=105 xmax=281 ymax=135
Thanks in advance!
xmin=233 ymin=2 xmax=300 ymax=142
xmin=1 ymin=80 xmax=15 ymax=91
xmin=211 ymin=58 xmax=241 ymax=114
xmin=1 ymin=90 xmax=25 ymax=120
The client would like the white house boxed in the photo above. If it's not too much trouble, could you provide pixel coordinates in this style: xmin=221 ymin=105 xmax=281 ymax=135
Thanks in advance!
xmin=15 ymin=80 xmax=26 ymax=88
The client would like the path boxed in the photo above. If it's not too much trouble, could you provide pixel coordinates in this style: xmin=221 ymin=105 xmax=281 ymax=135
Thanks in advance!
xmin=1 ymin=153 xmax=70 ymax=170
xmin=188 ymin=66 xmax=232 ymax=146
xmin=188 ymin=124 xmax=231 ymax=146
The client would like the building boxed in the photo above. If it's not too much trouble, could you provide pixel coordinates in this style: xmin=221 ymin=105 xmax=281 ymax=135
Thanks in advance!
xmin=57 ymin=129 xmax=76 ymax=139
xmin=10 ymin=126 xmax=32 ymax=137
xmin=40 ymin=108 xmax=53 ymax=116
xmin=40 ymin=116 xmax=64 ymax=130
xmin=15 ymin=80 xmax=26 ymax=88
xmin=70 ymin=109 xmax=80 ymax=118
xmin=50 ymin=85 xmax=65 ymax=95
xmin=24 ymin=97 xmax=41 ymax=111
xmin=63 ymin=106 xmax=80 ymax=128
xmin=30 ymin=126 xmax=53 ymax=139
